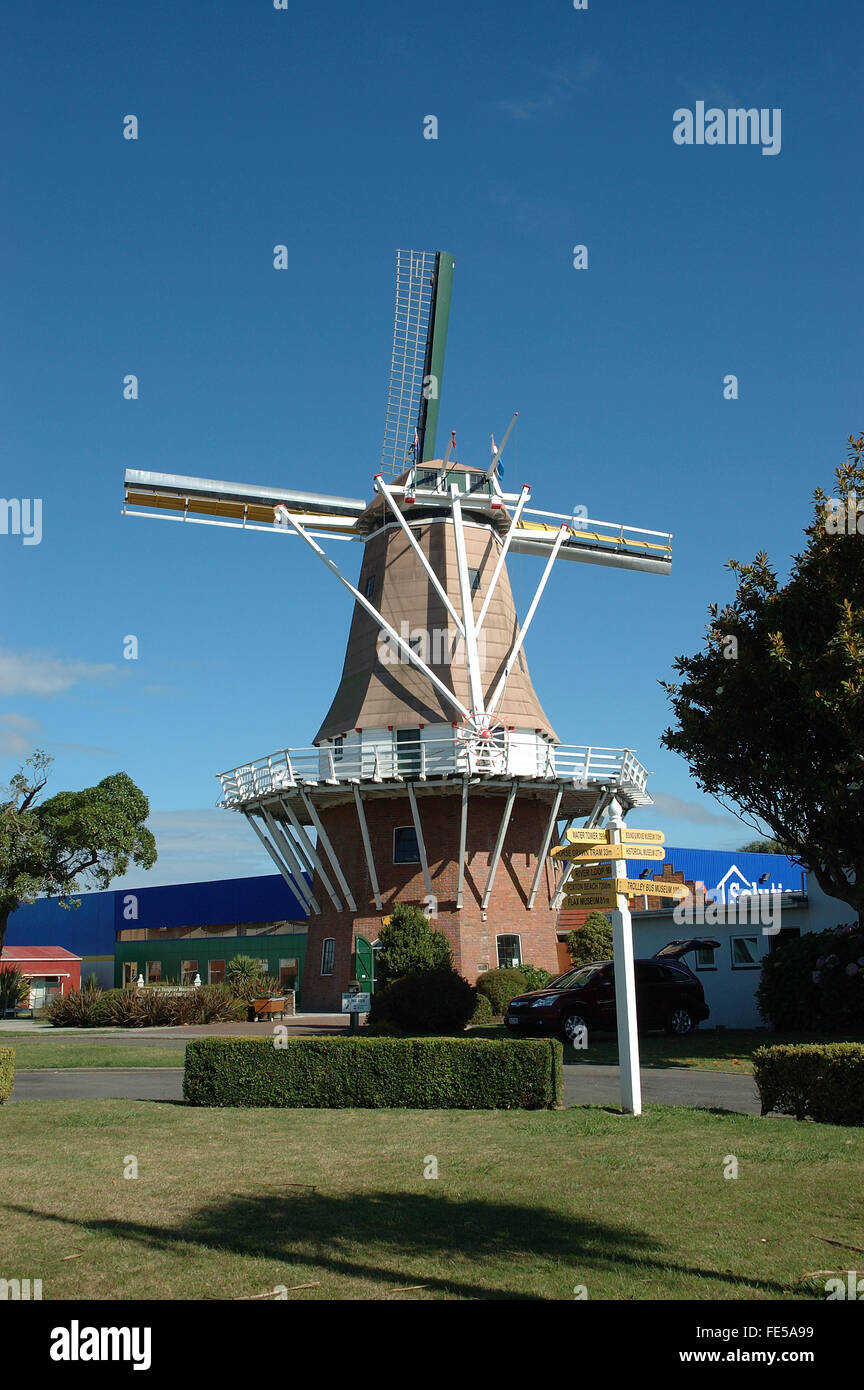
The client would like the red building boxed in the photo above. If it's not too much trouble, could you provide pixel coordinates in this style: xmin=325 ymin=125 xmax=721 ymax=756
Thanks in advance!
xmin=1 ymin=946 xmax=82 ymax=1010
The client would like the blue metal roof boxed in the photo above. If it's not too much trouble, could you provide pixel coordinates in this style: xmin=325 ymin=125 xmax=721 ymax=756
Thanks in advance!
xmin=4 ymin=871 xmax=310 ymax=958
xmin=623 ymin=847 xmax=805 ymax=896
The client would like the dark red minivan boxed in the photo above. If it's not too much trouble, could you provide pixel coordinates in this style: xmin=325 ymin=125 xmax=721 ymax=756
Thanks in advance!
xmin=504 ymin=939 xmax=719 ymax=1044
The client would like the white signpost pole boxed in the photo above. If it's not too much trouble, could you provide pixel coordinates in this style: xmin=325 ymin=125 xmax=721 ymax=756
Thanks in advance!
xmin=606 ymin=797 xmax=642 ymax=1115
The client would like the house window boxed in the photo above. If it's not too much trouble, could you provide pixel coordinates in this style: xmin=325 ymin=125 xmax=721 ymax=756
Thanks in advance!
xmin=731 ymin=935 xmax=759 ymax=969
xmin=364 ymin=574 xmax=376 ymax=598
xmin=694 ymin=945 xmax=717 ymax=970
xmin=497 ymin=935 xmax=522 ymax=969
xmin=208 ymin=960 xmax=226 ymax=985
xmin=467 ymin=567 xmax=481 ymax=593
xmin=321 ymin=939 xmax=335 ymax=976
xmin=394 ymin=825 xmax=420 ymax=864
xmin=333 ymin=736 xmax=344 ymax=762
xmin=181 ymin=960 xmax=198 ymax=985
xmin=146 ymin=961 xmax=162 ymax=985
xmin=123 ymin=962 xmax=138 ymax=986
xmin=279 ymin=958 xmax=298 ymax=991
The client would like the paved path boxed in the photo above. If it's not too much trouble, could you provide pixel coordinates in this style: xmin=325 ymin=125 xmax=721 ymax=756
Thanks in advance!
xmin=9 ymin=1063 xmax=762 ymax=1113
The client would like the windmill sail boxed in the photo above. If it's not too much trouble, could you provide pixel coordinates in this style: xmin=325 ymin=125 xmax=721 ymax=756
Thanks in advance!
xmin=380 ymin=250 xmax=454 ymax=477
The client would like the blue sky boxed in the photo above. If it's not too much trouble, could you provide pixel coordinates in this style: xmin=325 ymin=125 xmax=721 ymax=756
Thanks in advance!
xmin=2 ymin=1 xmax=861 ymax=885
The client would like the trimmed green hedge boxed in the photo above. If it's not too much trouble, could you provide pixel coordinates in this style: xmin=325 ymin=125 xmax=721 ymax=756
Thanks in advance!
xmin=753 ymin=1043 xmax=864 ymax=1125
xmin=184 ymin=1036 xmax=562 ymax=1110
xmin=0 ymin=1047 xmax=14 ymax=1104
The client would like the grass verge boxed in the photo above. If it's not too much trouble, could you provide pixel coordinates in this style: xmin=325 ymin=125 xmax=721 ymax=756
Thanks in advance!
xmin=1 ymin=1100 xmax=861 ymax=1300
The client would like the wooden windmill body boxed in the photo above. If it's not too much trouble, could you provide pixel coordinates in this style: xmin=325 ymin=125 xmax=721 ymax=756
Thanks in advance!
xmin=123 ymin=250 xmax=672 ymax=1006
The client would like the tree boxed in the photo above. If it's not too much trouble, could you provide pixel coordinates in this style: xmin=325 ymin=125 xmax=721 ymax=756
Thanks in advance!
xmin=738 ymin=839 xmax=785 ymax=854
xmin=566 ymin=911 xmax=613 ymax=966
xmin=0 ymin=751 xmax=157 ymax=953
xmin=376 ymin=903 xmax=452 ymax=990
xmin=662 ymin=434 xmax=864 ymax=920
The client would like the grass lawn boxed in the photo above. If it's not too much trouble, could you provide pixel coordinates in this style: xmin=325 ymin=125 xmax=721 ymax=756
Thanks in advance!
xmin=472 ymin=1025 xmax=864 ymax=1074
xmin=0 ymin=1038 xmax=184 ymax=1069
xmin=1 ymin=1100 xmax=861 ymax=1300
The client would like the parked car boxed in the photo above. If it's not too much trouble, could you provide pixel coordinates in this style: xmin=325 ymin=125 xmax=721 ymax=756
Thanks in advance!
xmin=504 ymin=938 xmax=719 ymax=1042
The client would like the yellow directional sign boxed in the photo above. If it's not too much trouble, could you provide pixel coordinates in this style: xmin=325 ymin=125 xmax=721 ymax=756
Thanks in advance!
xmin=567 ymin=876 xmax=614 ymax=890
xmin=552 ymin=843 xmax=666 ymax=863
xmin=563 ymin=863 xmax=614 ymax=880
xmin=564 ymin=828 xmax=609 ymax=845
xmin=561 ymin=890 xmax=619 ymax=910
xmin=614 ymin=878 xmax=689 ymax=899
xmin=620 ymin=829 xmax=665 ymax=846
xmin=564 ymin=827 xmax=665 ymax=847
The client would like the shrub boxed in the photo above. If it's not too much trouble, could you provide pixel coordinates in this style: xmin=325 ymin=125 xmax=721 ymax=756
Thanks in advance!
xmin=566 ymin=911 xmax=613 ymax=966
xmin=226 ymin=955 xmax=262 ymax=998
xmin=476 ymin=967 xmax=528 ymax=1015
xmin=369 ymin=968 xmax=476 ymax=1035
xmin=0 ymin=966 xmax=29 ymax=1013
xmin=99 ymin=987 xmax=144 ymax=1027
xmin=0 ymin=1046 xmax=13 ymax=1103
xmin=48 ymin=986 xmax=110 ymax=1028
xmin=757 ymin=923 xmax=864 ymax=1031
xmin=176 ymin=984 xmax=246 ymax=1025
xmin=184 ymin=1036 xmax=563 ymax=1109
xmin=518 ymin=962 xmax=553 ymax=992
xmin=376 ymin=903 xmax=452 ymax=990
xmin=470 ymin=992 xmax=494 ymax=1025
xmin=753 ymin=1043 xmax=864 ymax=1125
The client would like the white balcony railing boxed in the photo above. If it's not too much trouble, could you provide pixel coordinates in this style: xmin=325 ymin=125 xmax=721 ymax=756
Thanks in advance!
xmin=217 ymin=737 xmax=649 ymax=808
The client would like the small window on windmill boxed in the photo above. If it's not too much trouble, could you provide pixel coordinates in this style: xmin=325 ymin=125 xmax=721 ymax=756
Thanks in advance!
xmin=497 ymin=935 xmax=522 ymax=969
xmin=333 ymin=736 xmax=344 ymax=763
xmin=468 ymin=567 xmax=481 ymax=594
xmin=364 ymin=574 xmax=376 ymax=598
xmin=394 ymin=826 xmax=421 ymax=864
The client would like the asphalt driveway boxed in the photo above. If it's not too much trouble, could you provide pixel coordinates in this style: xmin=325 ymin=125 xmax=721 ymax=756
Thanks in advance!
xmin=9 ymin=1062 xmax=762 ymax=1113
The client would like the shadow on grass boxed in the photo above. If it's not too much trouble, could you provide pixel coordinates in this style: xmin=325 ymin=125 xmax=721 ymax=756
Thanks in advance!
xmin=3 ymin=1188 xmax=796 ymax=1300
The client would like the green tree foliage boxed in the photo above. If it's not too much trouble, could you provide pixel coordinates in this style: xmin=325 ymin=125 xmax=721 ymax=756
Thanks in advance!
xmin=0 ymin=752 xmax=156 ymax=953
xmin=566 ymin=911 xmax=613 ymax=966
xmin=756 ymin=922 xmax=864 ymax=1031
xmin=662 ymin=435 xmax=864 ymax=920
xmin=738 ymin=839 xmax=785 ymax=854
xmin=376 ymin=903 xmax=452 ymax=990
xmin=368 ymin=968 xmax=477 ymax=1035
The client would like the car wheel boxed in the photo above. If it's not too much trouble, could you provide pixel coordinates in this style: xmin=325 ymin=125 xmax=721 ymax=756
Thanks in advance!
xmin=666 ymin=1008 xmax=694 ymax=1036
xmin=560 ymin=1011 xmax=590 ymax=1046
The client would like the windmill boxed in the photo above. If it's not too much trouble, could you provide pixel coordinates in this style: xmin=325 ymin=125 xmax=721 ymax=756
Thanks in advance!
xmin=122 ymin=249 xmax=673 ymax=1008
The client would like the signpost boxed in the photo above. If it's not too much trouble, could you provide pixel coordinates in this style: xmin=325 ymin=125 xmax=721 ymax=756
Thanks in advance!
xmin=565 ymin=827 xmax=665 ymax=846
xmin=342 ymin=984 xmax=370 ymax=1033
xmin=561 ymin=889 xmax=619 ymax=910
xmin=551 ymin=843 xmax=666 ymax=863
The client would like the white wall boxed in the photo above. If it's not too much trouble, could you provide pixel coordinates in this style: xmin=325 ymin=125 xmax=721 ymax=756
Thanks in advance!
xmin=632 ymin=901 xmax=811 ymax=1030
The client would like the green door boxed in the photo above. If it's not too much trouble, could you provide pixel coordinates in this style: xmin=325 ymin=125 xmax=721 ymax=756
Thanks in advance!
xmin=354 ymin=936 xmax=376 ymax=993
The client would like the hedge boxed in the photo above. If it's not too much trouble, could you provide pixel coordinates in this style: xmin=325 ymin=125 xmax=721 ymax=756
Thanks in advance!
xmin=753 ymin=1043 xmax=864 ymax=1126
xmin=183 ymin=1036 xmax=563 ymax=1110
xmin=0 ymin=1047 xmax=14 ymax=1104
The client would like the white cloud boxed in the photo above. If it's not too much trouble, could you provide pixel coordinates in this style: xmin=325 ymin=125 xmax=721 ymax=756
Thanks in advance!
xmin=0 ymin=648 xmax=118 ymax=697
xmin=648 ymin=791 xmax=746 ymax=827
xmin=0 ymin=712 xmax=41 ymax=756
xmin=110 ymin=808 xmax=274 ymax=889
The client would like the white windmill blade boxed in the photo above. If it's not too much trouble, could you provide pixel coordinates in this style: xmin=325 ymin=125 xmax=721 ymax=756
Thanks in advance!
xmin=123 ymin=468 xmax=366 ymax=538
